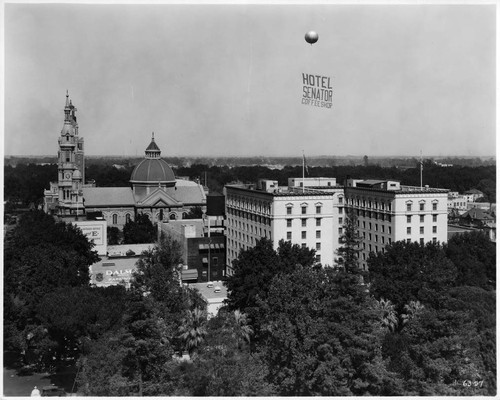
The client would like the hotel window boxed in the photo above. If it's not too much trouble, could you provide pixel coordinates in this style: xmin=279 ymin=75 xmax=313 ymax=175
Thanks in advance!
xmin=389 ymin=227 xmax=392 ymax=234
xmin=316 ymin=242 xmax=321 ymax=250
xmin=338 ymin=228 xmax=342 ymax=235
xmin=287 ymin=232 xmax=292 ymax=240
xmin=339 ymin=197 xmax=343 ymax=204
xmin=433 ymin=202 xmax=438 ymax=211
xmin=433 ymin=237 xmax=437 ymax=243
xmin=432 ymin=226 xmax=437 ymax=233
xmin=382 ymin=236 xmax=385 ymax=244
xmin=407 ymin=227 xmax=411 ymax=235
xmin=316 ymin=218 xmax=321 ymax=226
xmin=363 ymin=221 xmax=366 ymax=228
xmin=339 ymin=207 xmax=343 ymax=214
xmin=389 ymin=238 xmax=392 ymax=244
xmin=375 ymin=235 xmax=378 ymax=242
xmin=339 ymin=217 xmax=343 ymax=224
xmin=315 ymin=254 xmax=321 ymax=263
xmin=112 ymin=214 xmax=117 ymax=225
xmin=126 ymin=214 xmax=131 ymax=223
xmin=302 ymin=231 xmax=307 ymax=239
xmin=287 ymin=206 xmax=292 ymax=215
xmin=420 ymin=202 xmax=425 ymax=211
xmin=301 ymin=218 xmax=307 ymax=227
xmin=375 ymin=224 xmax=378 ymax=231
xmin=302 ymin=206 xmax=307 ymax=214
xmin=432 ymin=214 xmax=437 ymax=223
xmin=407 ymin=203 xmax=412 ymax=211
xmin=407 ymin=238 xmax=411 ymax=243
xmin=316 ymin=230 xmax=321 ymax=238
xmin=287 ymin=219 xmax=292 ymax=227
xmin=316 ymin=205 xmax=322 ymax=214
xmin=302 ymin=243 xmax=307 ymax=248
xmin=369 ymin=223 xmax=372 ymax=230
xmin=407 ymin=215 xmax=412 ymax=223
xmin=420 ymin=226 xmax=424 ymax=234
xmin=369 ymin=233 xmax=372 ymax=241
xmin=420 ymin=215 xmax=425 ymax=223
xmin=420 ymin=238 xmax=425 ymax=245
xmin=382 ymin=225 xmax=385 ymax=233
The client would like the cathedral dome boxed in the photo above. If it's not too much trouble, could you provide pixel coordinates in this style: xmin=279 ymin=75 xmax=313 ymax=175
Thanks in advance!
xmin=130 ymin=134 xmax=176 ymax=186
xmin=130 ymin=158 xmax=176 ymax=184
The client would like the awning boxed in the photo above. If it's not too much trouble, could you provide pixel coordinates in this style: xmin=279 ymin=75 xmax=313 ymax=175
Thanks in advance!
xmin=182 ymin=269 xmax=199 ymax=280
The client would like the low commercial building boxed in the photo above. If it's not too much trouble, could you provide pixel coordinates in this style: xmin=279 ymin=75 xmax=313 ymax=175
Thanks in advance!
xmin=89 ymin=243 xmax=155 ymax=288
xmin=159 ymin=218 xmax=226 ymax=283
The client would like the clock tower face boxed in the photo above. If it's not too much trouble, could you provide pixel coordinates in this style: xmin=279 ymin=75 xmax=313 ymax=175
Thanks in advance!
xmin=65 ymin=172 xmax=71 ymax=179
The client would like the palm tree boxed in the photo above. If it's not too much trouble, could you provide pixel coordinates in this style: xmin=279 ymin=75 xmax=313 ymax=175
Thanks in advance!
xmin=177 ymin=308 xmax=207 ymax=356
xmin=375 ymin=298 xmax=398 ymax=332
xmin=401 ymin=300 xmax=424 ymax=327
xmin=231 ymin=310 xmax=253 ymax=349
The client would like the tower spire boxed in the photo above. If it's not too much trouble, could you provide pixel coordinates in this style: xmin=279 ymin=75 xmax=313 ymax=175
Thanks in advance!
xmin=65 ymin=90 xmax=70 ymax=107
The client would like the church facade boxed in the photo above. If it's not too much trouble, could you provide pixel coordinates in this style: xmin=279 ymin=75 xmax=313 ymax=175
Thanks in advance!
xmin=44 ymin=93 xmax=207 ymax=227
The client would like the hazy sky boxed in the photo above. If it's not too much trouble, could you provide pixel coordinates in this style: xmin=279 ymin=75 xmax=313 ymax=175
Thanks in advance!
xmin=4 ymin=2 xmax=496 ymax=157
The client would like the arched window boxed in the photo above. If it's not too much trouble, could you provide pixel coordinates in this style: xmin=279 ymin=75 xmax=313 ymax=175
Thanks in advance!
xmin=170 ymin=213 xmax=176 ymax=220
xmin=112 ymin=214 xmax=118 ymax=225
xmin=125 ymin=214 xmax=131 ymax=223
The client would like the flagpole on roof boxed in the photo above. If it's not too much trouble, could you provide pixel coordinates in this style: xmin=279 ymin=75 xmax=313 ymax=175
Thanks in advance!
xmin=302 ymin=150 xmax=305 ymax=193
xmin=420 ymin=150 xmax=423 ymax=189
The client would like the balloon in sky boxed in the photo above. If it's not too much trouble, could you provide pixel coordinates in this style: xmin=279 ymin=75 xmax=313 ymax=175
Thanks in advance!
xmin=305 ymin=31 xmax=319 ymax=45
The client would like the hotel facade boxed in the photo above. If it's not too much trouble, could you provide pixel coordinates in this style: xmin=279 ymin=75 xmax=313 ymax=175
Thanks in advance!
xmin=225 ymin=177 xmax=449 ymax=273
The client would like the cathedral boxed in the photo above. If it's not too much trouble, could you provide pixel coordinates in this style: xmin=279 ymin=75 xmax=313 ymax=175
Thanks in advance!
xmin=44 ymin=93 xmax=207 ymax=227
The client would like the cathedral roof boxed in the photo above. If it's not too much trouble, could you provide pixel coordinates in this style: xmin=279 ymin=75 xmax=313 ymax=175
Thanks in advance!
xmin=130 ymin=158 xmax=176 ymax=184
xmin=130 ymin=134 xmax=176 ymax=185
xmin=82 ymin=187 xmax=135 ymax=207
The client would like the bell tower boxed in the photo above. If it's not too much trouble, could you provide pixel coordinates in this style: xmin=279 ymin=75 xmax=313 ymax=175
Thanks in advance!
xmin=56 ymin=91 xmax=85 ymax=218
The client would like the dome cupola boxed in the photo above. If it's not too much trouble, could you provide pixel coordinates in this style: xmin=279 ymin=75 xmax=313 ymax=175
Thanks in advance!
xmin=130 ymin=133 xmax=176 ymax=188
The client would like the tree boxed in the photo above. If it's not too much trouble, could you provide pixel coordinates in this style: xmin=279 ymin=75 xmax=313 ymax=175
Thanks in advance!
xmin=368 ymin=241 xmax=457 ymax=312
xmin=336 ymin=208 xmax=363 ymax=274
xmin=259 ymin=266 xmax=403 ymax=396
xmin=77 ymin=294 xmax=175 ymax=396
xmin=131 ymin=234 xmax=184 ymax=307
xmin=37 ymin=286 xmax=128 ymax=362
xmin=183 ymin=206 xmax=204 ymax=219
xmin=123 ymin=213 xmax=156 ymax=244
xmin=231 ymin=310 xmax=254 ymax=349
xmin=107 ymin=226 xmax=122 ymax=245
xmin=445 ymin=231 xmax=495 ymax=290
xmin=177 ymin=308 xmax=207 ymax=357
xmin=368 ymin=240 xmax=494 ymax=395
xmin=225 ymin=239 xmax=315 ymax=314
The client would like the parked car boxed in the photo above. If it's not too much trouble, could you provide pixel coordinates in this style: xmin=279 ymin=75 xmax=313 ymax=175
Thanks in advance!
xmin=41 ymin=385 xmax=65 ymax=397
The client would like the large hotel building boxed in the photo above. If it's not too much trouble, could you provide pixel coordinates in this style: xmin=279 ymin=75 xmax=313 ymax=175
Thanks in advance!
xmin=344 ymin=179 xmax=449 ymax=270
xmin=225 ymin=178 xmax=344 ymax=273
xmin=225 ymin=177 xmax=449 ymax=272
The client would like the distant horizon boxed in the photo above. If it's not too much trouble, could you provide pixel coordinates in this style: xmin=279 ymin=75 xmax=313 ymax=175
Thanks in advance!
xmin=5 ymin=154 xmax=496 ymax=159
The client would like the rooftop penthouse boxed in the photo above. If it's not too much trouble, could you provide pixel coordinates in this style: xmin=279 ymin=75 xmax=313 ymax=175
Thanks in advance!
xmin=346 ymin=179 xmax=449 ymax=194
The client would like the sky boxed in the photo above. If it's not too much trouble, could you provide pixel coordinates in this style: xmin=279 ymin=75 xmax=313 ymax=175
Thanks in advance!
xmin=4 ymin=2 xmax=496 ymax=157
